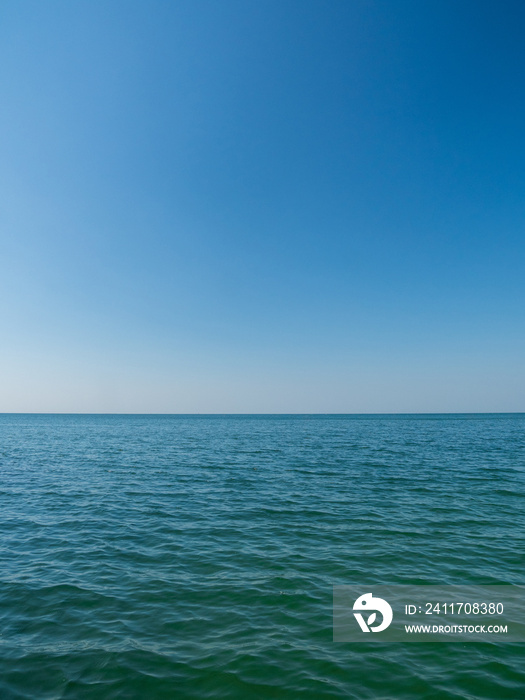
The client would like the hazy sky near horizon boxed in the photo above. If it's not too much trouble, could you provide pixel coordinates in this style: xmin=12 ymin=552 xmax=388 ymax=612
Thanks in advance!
xmin=1 ymin=0 xmax=524 ymax=413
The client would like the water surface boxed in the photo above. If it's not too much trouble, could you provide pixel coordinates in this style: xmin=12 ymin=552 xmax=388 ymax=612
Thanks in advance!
xmin=1 ymin=414 xmax=524 ymax=698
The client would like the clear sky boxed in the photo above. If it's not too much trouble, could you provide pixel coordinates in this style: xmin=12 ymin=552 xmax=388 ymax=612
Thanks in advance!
xmin=1 ymin=0 xmax=524 ymax=413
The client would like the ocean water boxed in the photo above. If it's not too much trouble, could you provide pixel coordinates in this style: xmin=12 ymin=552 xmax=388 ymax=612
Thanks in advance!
xmin=1 ymin=413 xmax=524 ymax=699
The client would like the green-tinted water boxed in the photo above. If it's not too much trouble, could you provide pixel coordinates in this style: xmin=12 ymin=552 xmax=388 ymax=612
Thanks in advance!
xmin=1 ymin=414 xmax=524 ymax=698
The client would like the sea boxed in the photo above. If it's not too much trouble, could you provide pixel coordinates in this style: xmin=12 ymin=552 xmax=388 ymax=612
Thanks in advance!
xmin=1 ymin=413 xmax=524 ymax=699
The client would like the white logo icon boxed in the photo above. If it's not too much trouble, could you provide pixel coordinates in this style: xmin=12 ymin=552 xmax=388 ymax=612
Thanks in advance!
xmin=353 ymin=593 xmax=393 ymax=632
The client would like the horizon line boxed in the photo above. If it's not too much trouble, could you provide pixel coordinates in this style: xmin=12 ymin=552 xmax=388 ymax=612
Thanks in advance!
xmin=1 ymin=412 xmax=523 ymax=417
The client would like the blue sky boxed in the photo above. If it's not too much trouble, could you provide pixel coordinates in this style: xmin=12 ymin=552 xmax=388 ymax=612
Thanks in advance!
xmin=1 ymin=0 xmax=524 ymax=412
